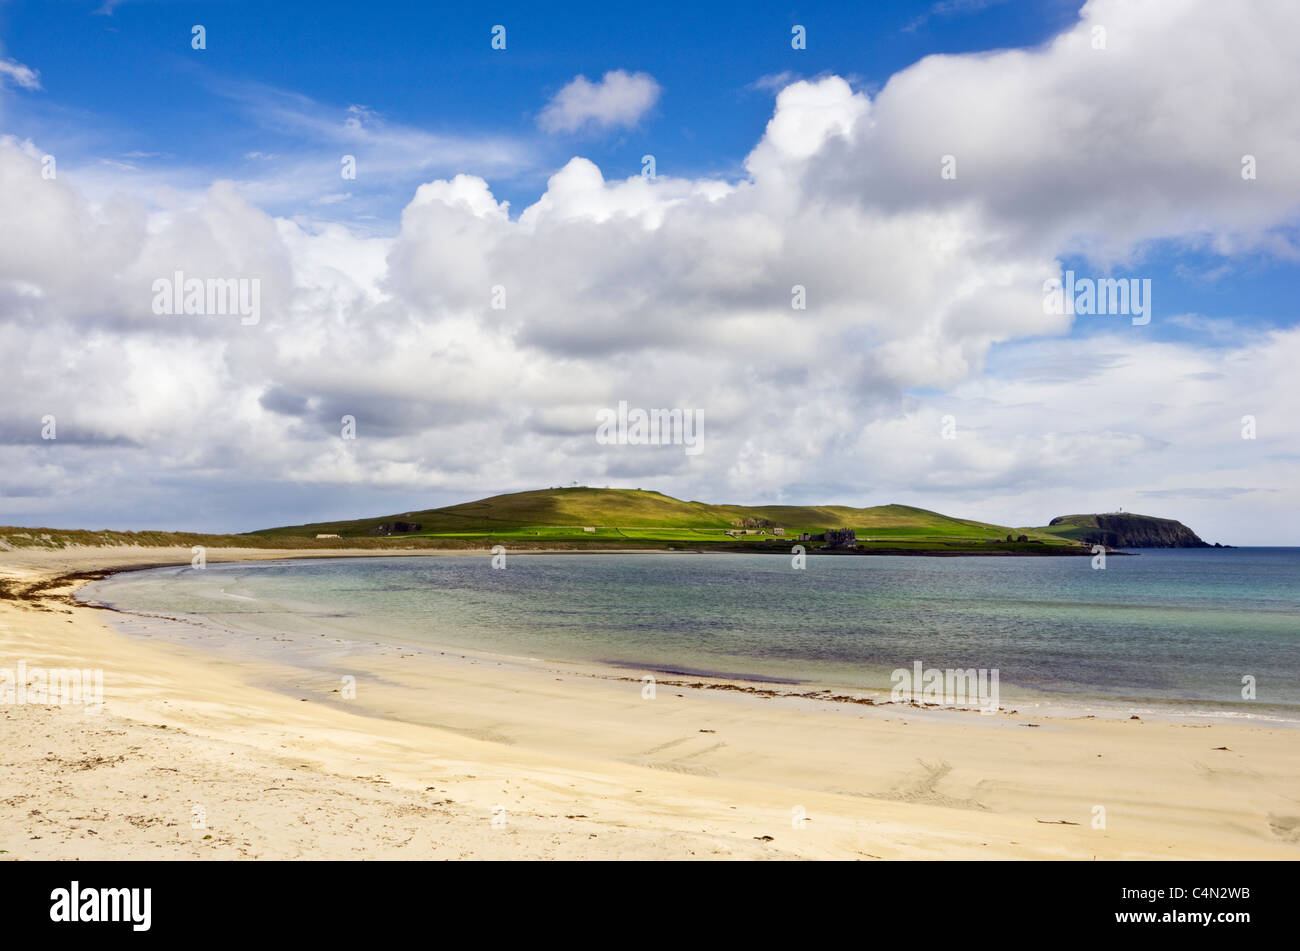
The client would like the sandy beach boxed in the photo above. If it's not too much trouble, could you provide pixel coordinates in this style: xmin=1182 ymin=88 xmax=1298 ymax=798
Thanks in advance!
xmin=2 ymin=546 xmax=1298 ymax=860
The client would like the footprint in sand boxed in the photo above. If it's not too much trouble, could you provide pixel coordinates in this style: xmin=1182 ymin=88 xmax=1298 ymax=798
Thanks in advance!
xmin=876 ymin=759 xmax=990 ymax=812
xmin=1192 ymin=760 xmax=1262 ymax=782
xmin=1267 ymin=814 xmax=1300 ymax=843
xmin=639 ymin=735 xmax=726 ymax=776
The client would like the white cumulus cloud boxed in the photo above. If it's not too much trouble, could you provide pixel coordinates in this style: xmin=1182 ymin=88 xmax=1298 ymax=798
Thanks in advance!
xmin=538 ymin=70 xmax=660 ymax=134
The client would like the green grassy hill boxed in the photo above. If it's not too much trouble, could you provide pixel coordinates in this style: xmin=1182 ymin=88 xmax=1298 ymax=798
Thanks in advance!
xmin=249 ymin=487 xmax=1079 ymax=551
xmin=1 ymin=488 xmax=1106 ymax=555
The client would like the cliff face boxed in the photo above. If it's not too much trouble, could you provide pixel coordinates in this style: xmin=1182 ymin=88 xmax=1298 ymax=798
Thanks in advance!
xmin=1048 ymin=513 xmax=1210 ymax=548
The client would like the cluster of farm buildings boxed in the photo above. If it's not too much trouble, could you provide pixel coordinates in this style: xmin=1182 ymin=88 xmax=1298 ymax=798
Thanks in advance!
xmin=722 ymin=526 xmax=859 ymax=548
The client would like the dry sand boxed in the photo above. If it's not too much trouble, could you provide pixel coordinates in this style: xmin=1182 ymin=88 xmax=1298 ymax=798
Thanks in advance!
xmin=2 ymin=546 xmax=1298 ymax=860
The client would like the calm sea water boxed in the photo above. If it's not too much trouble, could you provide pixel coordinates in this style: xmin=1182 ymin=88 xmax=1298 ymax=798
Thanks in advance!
xmin=79 ymin=549 xmax=1300 ymax=720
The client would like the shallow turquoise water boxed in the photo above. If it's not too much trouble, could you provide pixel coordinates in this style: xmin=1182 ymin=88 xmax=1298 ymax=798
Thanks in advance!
xmin=79 ymin=549 xmax=1300 ymax=719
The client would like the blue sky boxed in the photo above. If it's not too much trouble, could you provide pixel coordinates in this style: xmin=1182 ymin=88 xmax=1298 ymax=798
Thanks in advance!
xmin=3 ymin=0 xmax=1079 ymax=209
xmin=2 ymin=0 xmax=1299 ymax=542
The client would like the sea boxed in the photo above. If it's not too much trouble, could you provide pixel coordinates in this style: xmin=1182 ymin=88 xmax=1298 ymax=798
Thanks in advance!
xmin=77 ymin=548 xmax=1300 ymax=722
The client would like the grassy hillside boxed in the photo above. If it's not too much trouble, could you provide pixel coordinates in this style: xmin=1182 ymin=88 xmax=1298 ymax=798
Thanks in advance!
xmin=250 ymin=487 xmax=1079 ymax=550
xmin=1037 ymin=515 xmax=1111 ymax=544
xmin=1 ymin=488 xmax=1101 ymax=555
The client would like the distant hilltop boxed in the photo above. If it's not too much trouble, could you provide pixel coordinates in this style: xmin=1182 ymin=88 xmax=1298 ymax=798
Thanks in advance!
xmin=1046 ymin=512 xmax=1218 ymax=549
xmin=242 ymin=487 xmax=1222 ymax=554
xmin=252 ymin=486 xmax=1071 ymax=547
xmin=0 ymin=489 xmax=1224 ymax=556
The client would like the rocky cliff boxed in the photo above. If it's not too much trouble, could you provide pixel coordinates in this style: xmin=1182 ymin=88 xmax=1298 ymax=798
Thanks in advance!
xmin=1047 ymin=513 xmax=1211 ymax=548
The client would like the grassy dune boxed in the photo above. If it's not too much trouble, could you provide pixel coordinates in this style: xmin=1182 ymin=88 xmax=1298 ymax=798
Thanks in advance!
xmin=0 ymin=527 xmax=483 ymax=552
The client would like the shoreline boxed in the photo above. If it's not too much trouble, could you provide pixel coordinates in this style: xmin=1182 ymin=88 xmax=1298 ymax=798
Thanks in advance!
xmin=76 ymin=552 xmax=1294 ymax=728
xmin=4 ymin=546 xmax=1299 ymax=860
xmin=83 ymin=585 xmax=1300 ymax=730
xmin=1 ymin=537 xmax=1127 ymax=560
